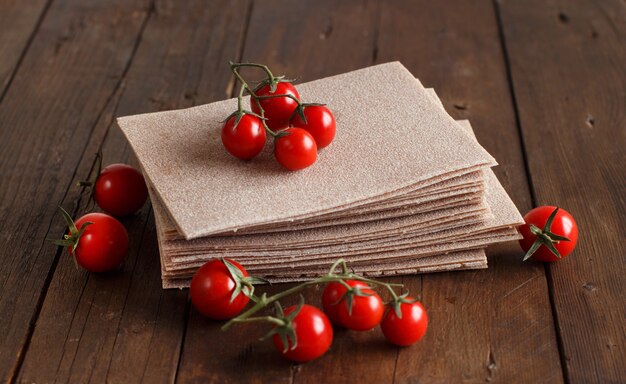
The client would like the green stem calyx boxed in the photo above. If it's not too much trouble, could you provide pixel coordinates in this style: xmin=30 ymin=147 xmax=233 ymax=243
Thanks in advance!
xmin=523 ymin=207 xmax=571 ymax=261
xmin=222 ymin=258 xmax=269 ymax=303
xmin=48 ymin=206 xmax=92 ymax=252
xmin=388 ymin=292 xmax=418 ymax=319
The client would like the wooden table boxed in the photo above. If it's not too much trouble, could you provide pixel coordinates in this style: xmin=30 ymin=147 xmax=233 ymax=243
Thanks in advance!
xmin=1 ymin=0 xmax=624 ymax=382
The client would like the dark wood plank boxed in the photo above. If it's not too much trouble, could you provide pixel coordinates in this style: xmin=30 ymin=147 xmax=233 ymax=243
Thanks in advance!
xmin=0 ymin=0 xmax=152 ymax=381
xmin=497 ymin=0 xmax=626 ymax=381
xmin=0 ymin=0 xmax=50 ymax=96
xmin=375 ymin=1 xmax=564 ymax=382
xmin=16 ymin=0 xmax=251 ymax=382
xmin=174 ymin=1 xmax=404 ymax=383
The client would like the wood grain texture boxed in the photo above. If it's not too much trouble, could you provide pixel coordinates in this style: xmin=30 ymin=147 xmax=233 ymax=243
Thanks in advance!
xmin=16 ymin=0 xmax=251 ymax=382
xmin=376 ymin=1 xmax=563 ymax=382
xmin=0 ymin=0 xmax=49 ymax=96
xmin=0 ymin=0 xmax=152 ymax=381
xmin=497 ymin=0 xmax=626 ymax=382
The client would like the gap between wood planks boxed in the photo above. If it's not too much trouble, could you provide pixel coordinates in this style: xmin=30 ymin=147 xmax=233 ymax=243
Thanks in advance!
xmin=0 ymin=0 xmax=53 ymax=104
xmin=492 ymin=0 xmax=571 ymax=382
xmin=6 ymin=3 xmax=156 ymax=383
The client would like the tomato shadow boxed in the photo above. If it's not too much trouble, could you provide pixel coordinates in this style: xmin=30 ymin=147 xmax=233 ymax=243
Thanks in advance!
xmin=175 ymin=132 xmax=290 ymax=178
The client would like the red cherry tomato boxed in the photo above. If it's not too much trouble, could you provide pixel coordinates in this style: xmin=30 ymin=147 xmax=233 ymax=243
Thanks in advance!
xmin=190 ymin=259 xmax=250 ymax=320
xmin=321 ymin=282 xmax=345 ymax=325
xmin=94 ymin=164 xmax=148 ymax=217
xmin=71 ymin=213 xmax=129 ymax=272
xmin=291 ymin=105 xmax=336 ymax=149
xmin=337 ymin=281 xmax=384 ymax=331
xmin=272 ymin=304 xmax=333 ymax=362
xmin=322 ymin=280 xmax=384 ymax=330
xmin=519 ymin=206 xmax=578 ymax=262
xmin=251 ymin=82 xmax=300 ymax=131
xmin=274 ymin=128 xmax=317 ymax=171
xmin=221 ymin=113 xmax=266 ymax=160
xmin=381 ymin=299 xmax=428 ymax=347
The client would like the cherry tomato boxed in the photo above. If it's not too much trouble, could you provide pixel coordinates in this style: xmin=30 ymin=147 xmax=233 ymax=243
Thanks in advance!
xmin=381 ymin=299 xmax=428 ymax=347
xmin=94 ymin=164 xmax=148 ymax=217
xmin=322 ymin=280 xmax=384 ymax=330
xmin=519 ymin=206 xmax=578 ymax=262
xmin=251 ymin=82 xmax=300 ymax=131
xmin=273 ymin=128 xmax=317 ymax=171
xmin=71 ymin=213 xmax=129 ymax=272
xmin=221 ymin=113 xmax=266 ymax=160
xmin=291 ymin=105 xmax=336 ymax=149
xmin=321 ymin=282 xmax=344 ymax=325
xmin=337 ymin=281 xmax=384 ymax=331
xmin=190 ymin=259 xmax=250 ymax=320
xmin=272 ymin=304 xmax=333 ymax=362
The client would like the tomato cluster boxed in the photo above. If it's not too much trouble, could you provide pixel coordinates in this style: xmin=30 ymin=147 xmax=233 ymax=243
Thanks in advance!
xmin=321 ymin=280 xmax=428 ymax=346
xmin=221 ymin=62 xmax=336 ymax=171
xmin=51 ymin=155 xmax=148 ymax=273
xmin=190 ymin=259 xmax=430 ymax=363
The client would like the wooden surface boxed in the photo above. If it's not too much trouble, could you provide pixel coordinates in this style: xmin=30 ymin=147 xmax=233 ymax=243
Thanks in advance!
xmin=0 ymin=0 xmax=623 ymax=382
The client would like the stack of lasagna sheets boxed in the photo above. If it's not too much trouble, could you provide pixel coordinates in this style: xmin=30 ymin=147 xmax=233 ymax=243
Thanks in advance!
xmin=117 ymin=62 xmax=523 ymax=289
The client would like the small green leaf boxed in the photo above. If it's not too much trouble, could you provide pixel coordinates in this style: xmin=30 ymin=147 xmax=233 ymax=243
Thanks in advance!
xmin=529 ymin=224 xmax=543 ymax=236
xmin=223 ymin=259 xmax=245 ymax=280
xmin=346 ymin=292 xmax=354 ymax=316
xmin=398 ymin=292 xmax=418 ymax=304
xmin=279 ymin=331 xmax=290 ymax=353
xmin=523 ymin=240 xmax=543 ymax=261
xmin=543 ymin=239 xmax=563 ymax=259
xmin=242 ymin=110 xmax=267 ymax=121
xmin=286 ymin=328 xmax=298 ymax=351
xmin=286 ymin=295 xmax=305 ymax=322
xmin=221 ymin=110 xmax=238 ymax=123
xmin=296 ymin=105 xmax=307 ymax=124
xmin=353 ymin=286 xmax=374 ymax=297
xmin=546 ymin=232 xmax=571 ymax=242
xmin=233 ymin=112 xmax=243 ymax=129
xmin=75 ymin=222 xmax=92 ymax=239
xmin=394 ymin=301 xmax=403 ymax=319
xmin=274 ymin=130 xmax=291 ymax=139
xmin=58 ymin=206 xmax=78 ymax=235
xmin=243 ymin=276 xmax=270 ymax=285
xmin=543 ymin=207 xmax=560 ymax=232
xmin=48 ymin=239 xmax=74 ymax=247
xmin=269 ymin=78 xmax=278 ymax=93
xmin=230 ymin=284 xmax=243 ymax=304
xmin=274 ymin=301 xmax=285 ymax=318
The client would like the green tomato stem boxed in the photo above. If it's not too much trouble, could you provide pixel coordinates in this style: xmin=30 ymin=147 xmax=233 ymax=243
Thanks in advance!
xmin=229 ymin=62 xmax=303 ymax=139
xmin=221 ymin=259 xmax=406 ymax=331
